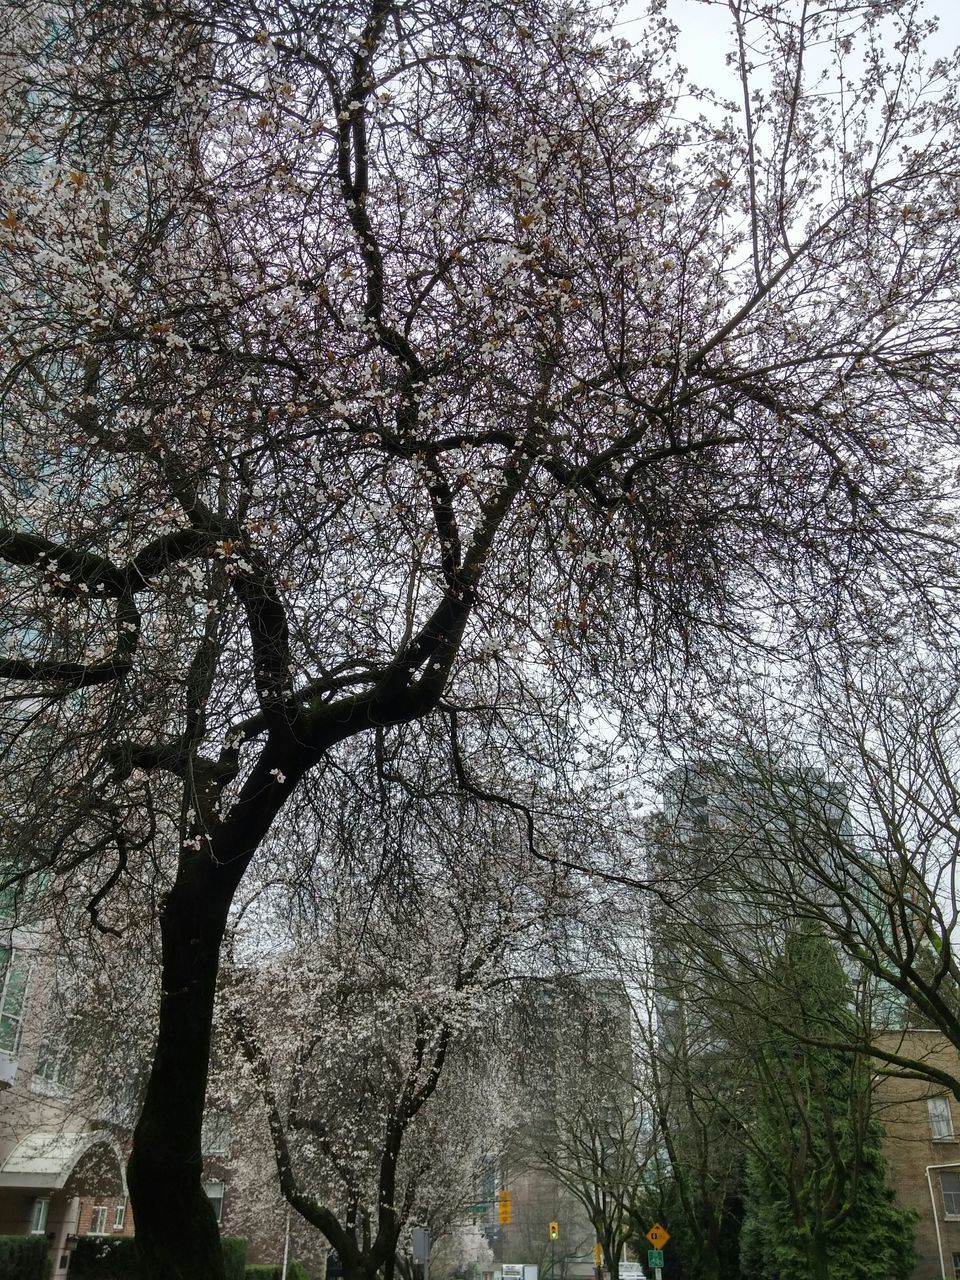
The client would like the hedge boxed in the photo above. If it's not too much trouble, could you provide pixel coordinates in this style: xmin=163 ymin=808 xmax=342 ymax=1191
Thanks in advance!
xmin=246 ymin=1267 xmax=278 ymax=1280
xmin=223 ymin=1237 xmax=248 ymax=1280
xmin=70 ymin=1236 xmax=138 ymax=1277
xmin=246 ymin=1266 xmax=308 ymax=1280
xmin=0 ymin=1235 xmax=50 ymax=1280
xmin=71 ymin=1234 xmax=248 ymax=1278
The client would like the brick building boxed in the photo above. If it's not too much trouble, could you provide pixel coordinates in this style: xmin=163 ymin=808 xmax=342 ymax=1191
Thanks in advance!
xmin=0 ymin=905 xmax=230 ymax=1274
xmin=875 ymin=1030 xmax=960 ymax=1280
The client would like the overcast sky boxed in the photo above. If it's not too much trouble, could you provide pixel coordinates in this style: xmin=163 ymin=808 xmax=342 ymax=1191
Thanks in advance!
xmin=616 ymin=1 xmax=960 ymax=102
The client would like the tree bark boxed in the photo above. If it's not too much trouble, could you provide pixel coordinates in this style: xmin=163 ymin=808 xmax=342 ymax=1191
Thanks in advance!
xmin=126 ymin=739 xmax=306 ymax=1279
xmin=126 ymin=863 xmax=232 ymax=1280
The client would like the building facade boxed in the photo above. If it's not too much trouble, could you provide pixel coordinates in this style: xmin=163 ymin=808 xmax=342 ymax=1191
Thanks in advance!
xmin=875 ymin=1030 xmax=960 ymax=1280
xmin=0 ymin=904 xmax=230 ymax=1273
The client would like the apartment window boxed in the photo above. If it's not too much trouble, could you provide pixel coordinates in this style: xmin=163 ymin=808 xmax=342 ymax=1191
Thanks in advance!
xmin=0 ymin=948 xmax=31 ymax=1053
xmin=204 ymin=1181 xmax=224 ymax=1225
xmin=89 ymin=1206 xmax=107 ymax=1235
xmin=689 ymin=795 xmax=709 ymax=831
xmin=30 ymin=1198 xmax=49 ymax=1235
xmin=201 ymin=1109 xmax=231 ymax=1156
xmin=929 ymin=1096 xmax=955 ymax=1140
xmin=33 ymin=1039 xmax=76 ymax=1094
xmin=952 ymin=1252 xmax=960 ymax=1280
xmin=113 ymin=1197 xmax=127 ymax=1231
xmin=941 ymin=1171 xmax=960 ymax=1217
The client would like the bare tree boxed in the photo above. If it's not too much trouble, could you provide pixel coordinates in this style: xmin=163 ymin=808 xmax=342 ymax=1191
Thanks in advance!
xmin=510 ymin=980 xmax=646 ymax=1280
xmin=3 ymin=0 xmax=960 ymax=1274
xmin=655 ymin=639 xmax=960 ymax=1098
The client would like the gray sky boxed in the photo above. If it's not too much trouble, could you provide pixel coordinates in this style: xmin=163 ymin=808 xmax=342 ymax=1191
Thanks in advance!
xmin=617 ymin=1 xmax=960 ymax=102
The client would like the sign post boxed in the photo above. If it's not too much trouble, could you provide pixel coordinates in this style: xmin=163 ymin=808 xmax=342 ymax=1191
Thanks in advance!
xmin=644 ymin=1224 xmax=670 ymax=1280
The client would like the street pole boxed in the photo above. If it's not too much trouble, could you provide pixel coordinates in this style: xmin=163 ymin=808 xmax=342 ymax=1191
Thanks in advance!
xmin=281 ymin=1203 xmax=291 ymax=1280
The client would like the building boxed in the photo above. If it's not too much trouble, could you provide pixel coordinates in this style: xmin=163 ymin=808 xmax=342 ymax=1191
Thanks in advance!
xmin=0 ymin=896 xmax=231 ymax=1272
xmin=875 ymin=1029 xmax=960 ymax=1280
xmin=0 ymin=902 xmax=131 ymax=1275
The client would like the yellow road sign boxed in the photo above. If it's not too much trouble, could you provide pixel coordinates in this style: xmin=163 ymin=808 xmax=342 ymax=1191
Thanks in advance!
xmin=645 ymin=1224 xmax=670 ymax=1249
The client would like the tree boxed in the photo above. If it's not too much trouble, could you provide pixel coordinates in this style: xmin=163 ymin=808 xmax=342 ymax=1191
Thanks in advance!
xmin=658 ymin=645 xmax=960 ymax=1098
xmin=631 ymin=773 xmax=922 ymax=1280
xmin=739 ymin=931 xmax=916 ymax=1280
xmin=3 ymin=1 xmax=960 ymax=1275
xmin=215 ymin=781 xmax=557 ymax=1280
xmin=511 ymin=980 xmax=647 ymax=1280
xmin=629 ymin=911 xmax=915 ymax=1280
xmin=632 ymin=977 xmax=749 ymax=1280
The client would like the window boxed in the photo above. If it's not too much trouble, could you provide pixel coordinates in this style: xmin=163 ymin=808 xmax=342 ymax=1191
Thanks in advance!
xmin=941 ymin=1171 xmax=960 ymax=1217
xmin=30 ymin=1198 xmax=49 ymax=1235
xmin=930 ymin=1096 xmax=955 ymax=1140
xmin=952 ymin=1252 xmax=960 ymax=1280
xmin=204 ymin=1181 xmax=224 ymax=1225
xmin=689 ymin=795 xmax=709 ymax=831
xmin=0 ymin=948 xmax=31 ymax=1053
xmin=89 ymin=1206 xmax=107 ymax=1235
xmin=201 ymin=1109 xmax=231 ymax=1156
xmin=113 ymin=1197 xmax=126 ymax=1231
xmin=33 ymin=1039 xmax=76 ymax=1094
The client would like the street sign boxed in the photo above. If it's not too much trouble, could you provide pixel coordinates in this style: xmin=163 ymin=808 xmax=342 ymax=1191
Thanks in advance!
xmin=498 ymin=1190 xmax=512 ymax=1225
xmin=548 ymin=1222 xmax=559 ymax=1241
xmin=645 ymin=1224 xmax=670 ymax=1249
xmin=647 ymin=1252 xmax=664 ymax=1270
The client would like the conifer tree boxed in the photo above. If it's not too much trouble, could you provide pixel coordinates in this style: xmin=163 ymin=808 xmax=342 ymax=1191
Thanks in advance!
xmin=740 ymin=932 xmax=916 ymax=1280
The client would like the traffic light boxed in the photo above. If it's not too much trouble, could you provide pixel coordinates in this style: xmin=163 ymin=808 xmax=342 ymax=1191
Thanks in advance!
xmin=498 ymin=1189 xmax=512 ymax=1225
xmin=548 ymin=1222 xmax=559 ymax=1242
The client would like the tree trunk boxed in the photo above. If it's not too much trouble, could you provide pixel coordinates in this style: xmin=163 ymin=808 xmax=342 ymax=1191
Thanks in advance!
xmin=126 ymin=858 xmax=232 ymax=1280
xmin=809 ymin=1230 xmax=830 ymax=1280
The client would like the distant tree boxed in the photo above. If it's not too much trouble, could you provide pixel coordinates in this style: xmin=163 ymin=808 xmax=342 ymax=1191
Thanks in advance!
xmin=4 ymin=1 xmax=960 ymax=1275
xmin=659 ymin=644 xmax=960 ymax=1098
xmin=215 ymin=786 xmax=556 ymax=1280
xmin=511 ymin=980 xmax=648 ymax=1280
xmin=627 ymin=809 xmax=915 ymax=1280
xmin=629 ymin=924 xmax=750 ymax=1280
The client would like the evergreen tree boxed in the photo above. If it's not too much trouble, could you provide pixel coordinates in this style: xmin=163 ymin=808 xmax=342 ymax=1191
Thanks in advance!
xmin=740 ymin=931 xmax=916 ymax=1280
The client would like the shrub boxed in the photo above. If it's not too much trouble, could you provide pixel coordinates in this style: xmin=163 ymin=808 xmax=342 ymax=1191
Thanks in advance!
xmin=71 ymin=1234 xmax=248 ymax=1278
xmin=0 ymin=1235 xmax=50 ymax=1280
xmin=246 ymin=1264 xmax=308 ymax=1280
xmin=70 ymin=1237 xmax=139 ymax=1278
xmin=223 ymin=1237 xmax=248 ymax=1280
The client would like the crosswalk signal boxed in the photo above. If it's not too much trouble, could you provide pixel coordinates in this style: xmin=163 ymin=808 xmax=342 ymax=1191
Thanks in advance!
xmin=549 ymin=1222 xmax=559 ymax=1242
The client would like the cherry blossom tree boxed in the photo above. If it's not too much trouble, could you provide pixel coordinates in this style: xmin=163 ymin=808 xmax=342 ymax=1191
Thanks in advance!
xmin=213 ymin=784 xmax=555 ymax=1280
xmin=2 ymin=0 xmax=960 ymax=1275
